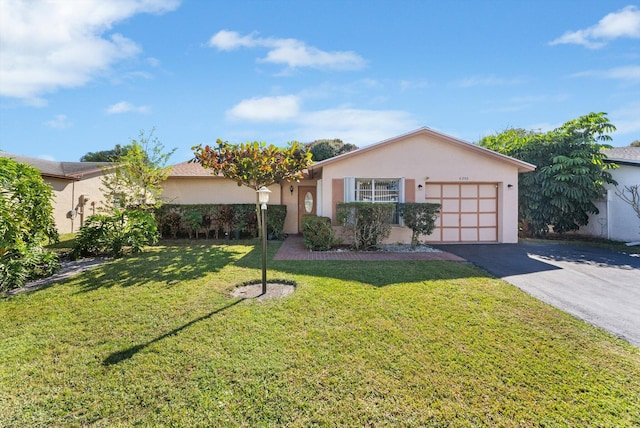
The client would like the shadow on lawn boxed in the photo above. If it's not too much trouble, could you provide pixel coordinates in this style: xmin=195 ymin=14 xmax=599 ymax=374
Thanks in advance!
xmin=103 ymin=298 xmax=243 ymax=366
xmin=75 ymin=243 xmax=243 ymax=293
xmin=235 ymin=244 xmax=492 ymax=287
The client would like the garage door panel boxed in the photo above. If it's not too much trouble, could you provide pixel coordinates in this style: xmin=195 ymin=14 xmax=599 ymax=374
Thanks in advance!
xmin=479 ymin=227 xmax=497 ymax=241
xmin=461 ymin=199 xmax=478 ymax=212
xmin=479 ymin=184 xmax=497 ymax=197
xmin=460 ymin=214 xmax=478 ymax=227
xmin=442 ymin=228 xmax=459 ymax=241
xmin=442 ymin=213 xmax=459 ymax=227
xmin=461 ymin=185 xmax=478 ymax=198
xmin=423 ymin=183 xmax=498 ymax=243
xmin=479 ymin=213 xmax=497 ymax=227
xmin=461 ymin=228 xmax=479 ymax=241
xmin=442 ymin=185 xmax=460 ymax=197
xmin=479 ymin=199 xmax=496 ymax=212
xmin=442 ymin=199 xmax=459 ymax=212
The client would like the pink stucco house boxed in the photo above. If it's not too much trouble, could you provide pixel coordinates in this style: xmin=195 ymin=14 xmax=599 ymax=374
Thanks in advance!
xmin=162 ymin=127 xmax=535 ymax=244
xmin=0 ymin=152 xmax=113 ymax=234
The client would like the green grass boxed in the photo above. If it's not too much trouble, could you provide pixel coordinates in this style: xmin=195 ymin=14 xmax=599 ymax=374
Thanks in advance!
xmin=2 ymin=241 xmax=639 ymax=426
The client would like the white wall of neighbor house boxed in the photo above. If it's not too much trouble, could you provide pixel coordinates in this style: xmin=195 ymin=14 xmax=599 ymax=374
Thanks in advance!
xmin=161 ymin=177 xmax=282 ymax=206
xmin=45 ymin=173 xmax=109 ymax=234
xmin=316 ymin=133 xmax=522 ymax=244
xmin=578 ymin=165 xmax=640 ymax=242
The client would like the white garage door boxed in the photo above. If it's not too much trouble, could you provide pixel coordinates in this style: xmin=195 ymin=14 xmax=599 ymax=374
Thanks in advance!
xmin=423 ymin=183 xmax=498 ymax=242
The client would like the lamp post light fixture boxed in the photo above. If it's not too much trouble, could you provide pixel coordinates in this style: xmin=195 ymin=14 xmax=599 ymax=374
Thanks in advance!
xmin=257 ymin=186 xmax=271 ymax=294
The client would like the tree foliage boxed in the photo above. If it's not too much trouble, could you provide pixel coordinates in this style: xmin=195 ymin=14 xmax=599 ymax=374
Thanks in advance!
xmin=479 ymin=112 xmax=618 ymax=237
xmin=303 ymin=139 xmax=358 ymax=162
xmin=629 ymin=140 xmax=640 ymax=148
xmin=1 ymin=157 xmax=59 ymax=290
xmin=101 ymin=129 xmax=175 ymax=211
xmin=192 ymin=140 xmax=312 ymax=236
xmin=80 ymin=144 xmax=132 ymax=162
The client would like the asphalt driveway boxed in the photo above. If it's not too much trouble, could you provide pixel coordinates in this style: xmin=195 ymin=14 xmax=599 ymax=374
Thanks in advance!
xmin=434 ymin=242 xmax=640 ymax=347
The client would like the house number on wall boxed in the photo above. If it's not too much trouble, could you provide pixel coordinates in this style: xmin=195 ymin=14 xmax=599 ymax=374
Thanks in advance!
xmin=459 ymin=176 xmax=469 ymax=181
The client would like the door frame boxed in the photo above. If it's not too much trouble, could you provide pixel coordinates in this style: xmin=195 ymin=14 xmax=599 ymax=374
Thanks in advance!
xmin=297 ymin=186 xmax=317 ymax=233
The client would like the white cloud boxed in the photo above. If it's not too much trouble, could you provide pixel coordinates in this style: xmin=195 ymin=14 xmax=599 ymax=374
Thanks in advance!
xmin=453 ymin=75 xmax=525 ymax=88
xmin=44 ymin=114 xmax=72 ymax=129
xmin=549 ymin=5 xmax=640 ymax=49
xmin=400 ymin=79 xmax=430 ymax=91
xmin=226 ymin=93 xmax=417 ymax=146
xmin=106 ymin=101 xmax=150 ymax=114
xmin=208 ymin=30 xmax=366 ymax=71
xmin=295 ymin=108 xmax=417 ymax=146
xmin=571 ymin=65 xmax=640 ymax=83
xmin=0 ymin=0 xmax=180 ymax=102
xmin=227 ymin=95 xmax=301 ymax=121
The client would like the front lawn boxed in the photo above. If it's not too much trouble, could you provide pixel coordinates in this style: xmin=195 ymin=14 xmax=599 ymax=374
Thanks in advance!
xmin=1 ymin=241 xmax=639 ymax=426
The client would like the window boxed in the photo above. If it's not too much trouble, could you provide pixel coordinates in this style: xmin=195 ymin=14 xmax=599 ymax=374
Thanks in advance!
xmin=344 ymin=177 xmax=404 ymax=224
xmin=355 ymin=179 xmax=400 ymax=202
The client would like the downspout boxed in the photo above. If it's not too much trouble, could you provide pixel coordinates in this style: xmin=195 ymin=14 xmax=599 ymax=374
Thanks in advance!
xmin=71 ymin=181 xmax=75 ymax=233
xmin=607 ymin=189 xmax=611 ymax=240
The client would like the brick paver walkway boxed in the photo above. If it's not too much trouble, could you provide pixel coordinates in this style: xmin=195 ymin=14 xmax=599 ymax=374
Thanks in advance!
xmin=274 ymin=235 xmax=465 ymax=261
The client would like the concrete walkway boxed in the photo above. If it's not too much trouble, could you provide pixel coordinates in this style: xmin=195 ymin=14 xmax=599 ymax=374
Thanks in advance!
xmin=274 ymin=235 xmax=465 ymax=261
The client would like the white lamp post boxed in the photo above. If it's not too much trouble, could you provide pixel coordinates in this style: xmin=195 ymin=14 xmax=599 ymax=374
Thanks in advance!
xmin=257 ymin=186 xmax=271 ymax=294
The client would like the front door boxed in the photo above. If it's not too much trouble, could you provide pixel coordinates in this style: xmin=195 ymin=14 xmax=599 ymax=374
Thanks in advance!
xmin=297 ymin=186 xmax=316 ymax=233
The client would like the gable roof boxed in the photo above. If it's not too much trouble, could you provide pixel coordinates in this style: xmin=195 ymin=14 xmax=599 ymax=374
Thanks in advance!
xmin=308 ymin=127 xmax=536 ymax=174
xmin=168 ymin=161 xmax=217 ymax=177
xmin=0 ymin=152 xmax=113 ymax=180
xmin=603 ymin=147 xmax=640 ymax=166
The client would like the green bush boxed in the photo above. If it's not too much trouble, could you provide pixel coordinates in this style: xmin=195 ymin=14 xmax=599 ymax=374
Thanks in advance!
xmin=0 ymin=244 xmax=60 ymax=290
xmin=71 ymin=209 xmax=159 ymax=259
xmin=398 ymin=203 xmax=441 ymax=248
xmin=266 ymin=205 xmax=287 ymax=240
xmin=302 ymin=215 xmax=339 ymax=250
xmin=1 ymin=157 xmax=59 ymax=291
xmin=336 ymin=203 xmax=394 ymax=250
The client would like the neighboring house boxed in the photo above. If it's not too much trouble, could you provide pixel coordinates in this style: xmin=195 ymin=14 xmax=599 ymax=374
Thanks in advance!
xmin=162 ymin=127 xmax=535 ymax=244
xmin=0 ymin=152 xmax=113 ymax=234
xmin=578 ymin=147 xmax=640 ymax=242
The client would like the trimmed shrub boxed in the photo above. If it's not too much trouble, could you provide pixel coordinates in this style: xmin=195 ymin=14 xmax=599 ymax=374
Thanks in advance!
xmin=71 ymin=209 xmax=159 ymax=259
xmin=336 ymin=203 xmax=394 ymax=250
xmin=398 ymin=203 xmax=441 ymax=248
xmin=302 ymin=214 xmax=339 ymax=250
xmin=266 ymin=205 xmax=287 ymax=240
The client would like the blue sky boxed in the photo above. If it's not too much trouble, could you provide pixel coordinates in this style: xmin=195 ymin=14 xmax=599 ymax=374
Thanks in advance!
xmin=1 ymin=0 xmax=639 ymax=163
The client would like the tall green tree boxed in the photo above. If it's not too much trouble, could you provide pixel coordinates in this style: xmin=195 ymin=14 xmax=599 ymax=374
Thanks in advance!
xmin=192 ymin=140 xmax=312 ymax=236
xmin=479 ymin=112 xmax=617 ymax=237
xmin=1 ymin=157 xmax=59 ymax=289
xmin=304 ymin=139 xmax=358 ymax=161
xmin=80 ymin=144 xmax=131 ymax=162
xmin=101 ymin=129 xmax=175 ymax=211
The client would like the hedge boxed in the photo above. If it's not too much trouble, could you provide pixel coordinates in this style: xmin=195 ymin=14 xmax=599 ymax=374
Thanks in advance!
xmin=155 ymin=204 xmax=287 ymax=240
